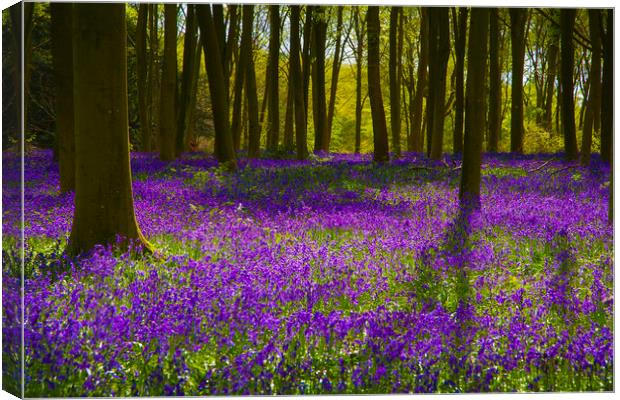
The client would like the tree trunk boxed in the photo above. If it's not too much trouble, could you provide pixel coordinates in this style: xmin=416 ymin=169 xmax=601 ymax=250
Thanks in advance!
xmin=543 ymin=18 xmax=560 ymax=133
xmin=230 ymin=11 xmax=246 ymax=152
xmin=367 ymin=6 xmax=390 ymax=163
xmin=196 ymin=4 xmax=237 ymax=169
xmin=600 ymin=9 xmax=613 ymax=164
xmin=146 ymin=4 xmax=159 ymax=152
xmin=460 ymin=8 xmax=489 ymax=210
xmin=428 ymin=7 xmax=450 ymax=160
xmin=509 ymin=8 xmax=527 ymax=153
xmin=560 ymin=9 xmax=578 ymax=160
xmin=51 ymin=3 xmax=75 ymax=193
xmin=487 ymin=8 xmax=501 ymax=152
xmin=240 ymin=5 xmax=261 ymax=158
xmin=266 ymin=5 xmax=280 ymax=152
xmin=327 ymin=6 xmax=345 ymax=148
xmin=159 ymin=4 xmax=177 ymax=161
xmin=185 ymin=41 xmax=202 ymax=151
xmin=389 ymin=6 xmax=402 ymax=157
xmin=176 ymin=4 xmax=198 ymax=156
xmin=302 ymin=6 xmax=313 ymax=126
xmin=70 ymin=3 xmax=151 ymax=254
xmin=312 ymin=6 xmax=328 ymax=153
xmin=452 ymin=7 xmax=468 ymax=154
xmin=354 ymin=8 xmax=364 ymax=154
xmin=580 ymin=9 xmax=602 ymax=166
xmin=136 ymin=4 xmax=150 ymax=153
xmin=224 ymin=5 xmax=239 ymax=102
xmin=411 ymin=7 xmax=428 ymax=153
xmin=283 ymin=76 xmax=295 ymax=152
xmin=290 ymin=6 xmax=308 ymax=159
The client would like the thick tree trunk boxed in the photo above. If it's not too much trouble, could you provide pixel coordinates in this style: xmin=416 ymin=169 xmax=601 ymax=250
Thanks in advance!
xmin=580 ymin=9 xmax=602 ymax=166
xmin=460 ymin=8 xmax=489 ymax=210
xmin=389 ymin=7 xmax=402 ymax=157
xmin=51 ymin=3 xmax=75 ymax=192
xmin=411 ymin=7 xmax=428 ymax=153
xmin=224 ymin=5 xmax=239 ymax=102
xmin=312 ymin=6 xmax=328 ymax=153
xmin=136 ymin=4 xmax=150 ymax=153
xmin=196 ymin=4 xmax=237 ymax=169
xmin=70 ymin=3 xmax=151 ymax=254
xmin=509 ymin=8 xmax=527 ymax=153
xmin=367 ymin=6 xmax=389 ymax=163
xmin=428 ymin=7 xmax=450 ymax=160
xmin=146 ymin=4 xmax=159 ymax=152
xmin=266 ymin=5 xmax=280 ymax=152
xmin=488 ymin=8 xmax=501 ymax=152
xmin=600 ymin=9 xmax=613 ymax=164
xmin=302 ymin=6 xmax=313 ymax=126
xmin=159 ymin=4 xmax=177 ymax=161
xmin=452 ymin=7 xmax=468 ymax=154
xmin=176 ymin=4 xmax=198 ymax=156
xmin=327 ymin=6 xmax=345 ymax=148
xmin=560 ymin=9 xmax=578 ymax=160
xmin=290 ymin=6 xmax=308 ymax=159
xmin=230 ymin=9 xmax=246 ymax=152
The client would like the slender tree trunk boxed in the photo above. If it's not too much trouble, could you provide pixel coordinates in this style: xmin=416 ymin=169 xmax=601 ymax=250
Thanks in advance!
xmin=389 ymin=6 xmax=402 ymax=157
xmin=196 ymin=4 xmax=237 ymax=169
xmin=452 ymin=7 xmax=468 ymax=154
xmin=354 ymin=8 xmax=364 ymax=154
xmin=51 ymin=3 xmax=75 ymax=192
xmin=146 ymin=4 xmax=159 ymax=152
xmin=159 ymin=4 xmax=177 ymax=161
xmin=312 ymin=6 xmax=328 ymax=152
xmin=284 ymin=77 xmax=295 ymax=152
xmin=224 ymin=5 xmax=239 ymax=103
xmin=185 ymin=41 xmax=202 ymax=151
xmin=70 ymin=3 xmax=151 ymax=254
xmin=509 ymin=8 xmax=527 ymax=153
xmin=135 ymin=4 xmax=150 ymax=153
xmin=230 ymin=9 xmax=246 ymax=152
xmin=367 ymin=6 xmax=389 ymax=163
xmin=488 ymin=8 xmax=501 ymax=152
xmin=176 ymin=4 xmax=198 ymax=156
xmin=543 ymin=13 xmax=559 ymax=133
xmin=560 ymin=9 xmax=578 ymax=160
xmin=302 ymin=6 xmax=313 ymax=127
xmin=600 ymin=9 xmax=613 ymax=163
xmin=290 ymin=6 xmax=308 ymax=159
xmin=411 ymin=7 xmax=428 ymax=153
xmin=428 ymin=7 xmax=450 ymax=160
xmin=267 ymin=5 xmax=280 ymax=152
xmin=581 ymin=10 xmax=602 ymax=166
xmin=327 ymin=6 xmax=345 ymax=148
xmin=460 ymin=8 xmax=489 ymax=210
xmin=240 ymin=5 xmax=261 ymax=158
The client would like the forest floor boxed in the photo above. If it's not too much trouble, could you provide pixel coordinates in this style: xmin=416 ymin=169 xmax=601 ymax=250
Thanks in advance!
xmin=2 ymin=150 xmax=613 ymax=395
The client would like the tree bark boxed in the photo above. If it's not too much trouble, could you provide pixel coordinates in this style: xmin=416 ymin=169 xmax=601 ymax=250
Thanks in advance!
xmin=543 ymin=11 xmax=559 ymax=133
xmin=230 ymin=9 xmax=246 ymax=152
xmin=600 ymin=9 xmax=613 ymax=164
xmin=411 ymin=7 xmax=428 ymax=153
xmin=389 ymin=6 xmax=402 ymax=157
xmin=240 ymin=5 xmax=261 ymax=158
xmin=560 ymin=9 xmax=578 ymax=160
xmin=196 ymin=4 xmax=237 ymax=169
xmin=302 ymin=6 xmax=313 ymax=126
xmin=509 ymin=8 xmax=527 ymax=153
xmin=580 ymin=9 xmax=602 ymax=166
xmin=487 ymin=8 xmax=501 ymax=152
xmin=353 ymin=8 xmax=364 ymax=154
xmin=70 ymin=3 xmax=151 ymax=254
xmin=460 ymin=8 xmax=489 ymax=210
xmin=290 ymin=6 xmax=308 ymax=159
xmin=452 ymin=7 xmax=468 ymax=154
xmin=367 ymin=6 xmax=390 ymax=163
xmin=327 ymin=6 xmax=345 ymax=149
xmin=51 ymin=3 xmax=75 ymax=192
xmin=312 ymin=6 xmax=328 ymax=153
xmin=266 ymin=5 xmax=280 ymax=152
xmin=176 ymin=4 xmax=198 ymax=156
xmin=136 ymin=4 xmax=150 ymax=153
xmin=428 ymin=7 xmax=450 ymax=160
xmin=159 ymin=4 xmax=177 ymax=161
